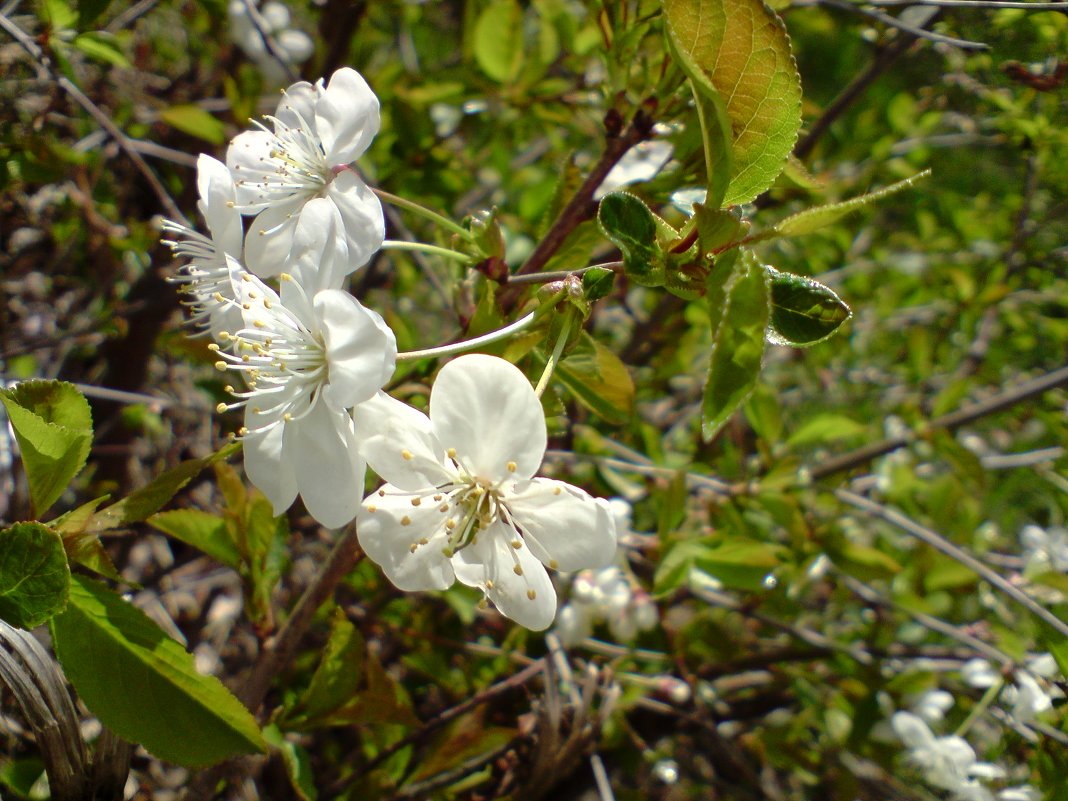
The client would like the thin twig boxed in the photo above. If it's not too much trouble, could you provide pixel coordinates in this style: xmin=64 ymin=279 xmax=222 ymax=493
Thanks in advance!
xmin=817 ymin=0 xmax=990 ymax=49
xmin=837 ymin=488 xmax=1068 ymax=640
xmin=865 ymin=0 xmax=1068 ymax=8
xmin=504 ymin=261 xmax=623 ymax=286
xmin=0 ymin=11 xmax=188 ymax=224
xmin=806 ymin=363 xmax=1068 ymax=481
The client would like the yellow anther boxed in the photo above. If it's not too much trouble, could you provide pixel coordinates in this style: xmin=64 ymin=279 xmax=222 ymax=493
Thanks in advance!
xmin=280 ymin=273 xmax=292 ymax=281
xmin=241 ymin=273 xmax=253 ymax=282
xmin=238 ymin=426 xmax=249 ymax=436
xmin=439 ymin=503 xmax=449 ymax=512
xmin=411 ymin=497 xmax=421 ymax=507
xmin=477 ymin=598 xmax=489 ymax=610
xmin=445 ymin=519 xmax=456 ymax=530
xmin=507 ymin=461 xmax=517 ymax=473
xmin=485 ymin=579 xmax=495 ymax=589
xmin=253 ymin=320 xmax=265 ymax=328
xmin=419 ymin=537 xmax=429 ymax=545
xmin=283 ymin=412 xmax=293 ymax=422
xmin=513 ymin=565 xmax=523 ymax=576
xmin=224 ymin=385 xmax=234 ymax=393
xmin=409 ymin=544 xmax=418 ymax=553
xmin=401 ymin=515 xmax=411 ymax=526
xmin=447 ymin=447 xmax=457 ymax=458
xmin=367 ymin=504 xmax=377 ymax=513
xmin=401 ymin=449 xmax=413 ymax=461
xmin=511 ymin=540 xmax=521 ymax=549
xmin=527 ymin=589 xmax=537 ymax=600
xmin=549 ymin=560 xmax=559 ymax=570
xmin=433 ymin=494 xmax=443 ymax=501
xmin=378 ymin=489 xmax=386 ymax=497
xmin=553 ymin=486 xmax=562 ymax=495
xmin=208 ymin=343 xmax=220 ymax=352
xmin=214 ymin=361 xmax=228 ymax=371
xmin=215 ymin=402 xmax=227 ymax=414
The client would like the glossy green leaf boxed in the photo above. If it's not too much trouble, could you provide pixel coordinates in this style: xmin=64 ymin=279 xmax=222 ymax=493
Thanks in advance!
xmin=663 ymin=0 xmax=802 ymax=205
xmin=0 ymin=380 xmax=93 ymax=517
xmin=72 ymin=32 xmax=130 ymax=68
xmin=474 ymin=0 xmax=524 ymax=83
xmin=0 ymin=522 xmax=71 ymax=629
xmin=750 ymin=171 xmax=932 ymax=244
xmin=767 ymin=269 xmax=852 ymax=347
xmin=50 ymin=575 xmax=267 ymax=766
xmin=702 ymin=252 xmax=769 ymax=441
xmin=694 ymin=539 xmax=782 ymax=592
xmin=148 ymin=509 xmax=241 ymax=569
xmin=786 ymin=414 xmax=868 ymax=448
xmin=556 ymin=332 xmax=635 ymax=424
xmin=87 ymin=442 xmax=239 ymax=533
xmin=158 ymin=104 xmax=227 ymax=145
xmin=597 ymin=191 xmax=663 ymax=284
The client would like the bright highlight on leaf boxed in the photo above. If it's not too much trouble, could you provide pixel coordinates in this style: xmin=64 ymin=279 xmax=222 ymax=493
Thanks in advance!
xmin=663 ymin=0 xmax=802 ymax=206
xmin=0 ymin=380 xmax=93 ymax=518
xmin=50 ymin=575 xmax=267 ymax=767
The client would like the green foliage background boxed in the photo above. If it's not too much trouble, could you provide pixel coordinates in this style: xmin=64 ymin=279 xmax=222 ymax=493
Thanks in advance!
xmin=0 ymin=1 xmax=1066 ymax=799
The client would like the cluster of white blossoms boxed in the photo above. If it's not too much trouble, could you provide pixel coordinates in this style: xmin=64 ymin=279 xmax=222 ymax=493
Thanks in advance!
xmin=164 ymin=68 xmax=619 ymax=629
xmin=555 ymin=498 xmax=658 ymax=647
xmin=228 ymin=0 xmax=314 ymax=85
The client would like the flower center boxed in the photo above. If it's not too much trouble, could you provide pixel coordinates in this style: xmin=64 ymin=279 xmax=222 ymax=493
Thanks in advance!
xmin=440 ymin=477 xmax=503 ymax=558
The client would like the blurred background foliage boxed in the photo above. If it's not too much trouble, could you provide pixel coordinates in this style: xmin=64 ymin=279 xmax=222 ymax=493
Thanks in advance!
xmin=1 ymin=1 xmax=1066 ymax=799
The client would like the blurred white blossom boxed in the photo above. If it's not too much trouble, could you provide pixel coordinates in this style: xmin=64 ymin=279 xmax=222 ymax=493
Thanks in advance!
xmin=228 ymin=0 xmax=314 ymax=85
xmin=1020 ymin=523 xmax=1068 ymax=574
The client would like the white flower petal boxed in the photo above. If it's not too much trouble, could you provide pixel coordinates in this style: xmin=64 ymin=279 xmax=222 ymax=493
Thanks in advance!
xmin=227 ymin=130 xmax=277 ymax=204
xmin=357 ymin=485 xmax=455 ymax=591
xmin=453 ymin=520 xmax=556 ymax=630
xmin=315 ymin=67 xmax=380 ymax=164
xmin=327 ymin=171 xmax=384 ymax=269
xmin=243 ymin=414 xmax=298 ymax=517
xmin=243 ymin=200 xmax=302 ymax=277
xmin=891 ymin=712 xmax=935 ymax=749
xmin=315 ymin=291 xmax=396 ymax=408
xmin=961 ymin=658 xmax=1000 ymax=689
xmin=354 ymin=392 xmax=453 ymax=490
xmin=273 ymin=80 xmax=318 ymax=134
xmin=287 ymin=197 xmax=348 ymax=293
xmin=260 ymin=1 xmax=290 ymax=29
xmin=277 ymin=29 xmax=314 ymax=63
xmin=430 ymin=354 xmax=546 ymax=482
xmin=287 ymin=402 xmax=363 ymax=528
xmin=195 ymin=155 xmax=243 ymax=257
xmin=505 ymin=478 xmax=617 ymax=572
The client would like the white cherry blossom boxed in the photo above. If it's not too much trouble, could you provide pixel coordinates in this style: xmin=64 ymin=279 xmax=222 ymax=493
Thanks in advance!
xmin=227 ymin=67 xmax=384 ymax=278
xmin=212 ymin=258 xmax=396 ymax=528
xmin=162 ymin=155 xmax=245 ymax=340
xmin=228 ymin=0 xmax=314 ymax=85
xmin=354 ymin=354 xmax=617 ymax=630
xmin=891 ymin=712 xmax=1004 ymax=800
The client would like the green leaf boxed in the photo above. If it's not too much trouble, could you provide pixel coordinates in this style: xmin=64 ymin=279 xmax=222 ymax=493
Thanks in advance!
xmin=0 ymin=523 xmax=71 ymax=629
xmin=87 ymin=442 xmax=239 ymax=533
xmin=148 ymin=509 xmax=241 ymax=569
xmin=581 ymin=266 xmax=616 ymax=302
xmin=158 ymin=104 xmax=227 ymax=145
xmin=555 ymin=332 xmax=635 ymax=424
xmin=663 ymin=0 xmax=802 ymax=205
xmin=72 ymin=32 xmax=130 ymax=68
xmin=665 ymin=30 xmax=733 ymax=210
xmin=0 ymin=380 xmax=93 ymax=518
xmin=767 ymin=269 xmax=852 ymax=347
xmin=693 ymin=204 xmax=747 ymax=254
xmin=473 ymin=0 xmax=524 ymax=83
xmin=831 ymin=543 xmax=902 ymax=582
xmin=264 ymin=725 xmax=317 ymax=801
xmin=50 ymin=575 xmax=267 ymax=766
xmin=596 ymin=192 xmax=663 ymax=285
xmin=693 ymin=539 xmax=782 ymax=592
xmin=750 ymin=171 xmax=932 ymax=244
xmin=51 ymin=496 xmax=124 ymax=582
xmin=786 ymin=414 xmax=868 ymax=448
xmin=702 ymin=251 xmax=770 ymax=441
xmin=284 ymin=610 xmax=365 ymax=727
xmin=39 ymin=0 xmax=77 ymax=30
xmin=77 ymin=0 xmax=113 ymax=27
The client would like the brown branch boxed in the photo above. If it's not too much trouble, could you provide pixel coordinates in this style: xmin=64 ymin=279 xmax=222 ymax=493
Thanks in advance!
xmin=0 ymin=11 xmax=188 ymax=224
xmin=837 ymin=488 xmax=1068 ymax=639
xmin=807 ymin=363 xmax=1068 ymax=481
xmin=499 ymin=112 xmax=654 ymax=311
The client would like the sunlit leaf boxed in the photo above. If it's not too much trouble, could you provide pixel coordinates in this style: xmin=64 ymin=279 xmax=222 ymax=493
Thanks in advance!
xmin=663 ymin=0 xmax=802 ymax=205
xmin=0 ymin=380 xmax=93 ymax=518
xmin=474 ymin=0 xmax=524 ymax=83
xmin=159 ymin=104 xmax=227 ymax=145
xmin=148 ymin=509 xmax=241 ymax=569
xmin=50 ymin=575 xmax=267 ymax=766
xmin=556 ymin=332 xmax=635 ymax=424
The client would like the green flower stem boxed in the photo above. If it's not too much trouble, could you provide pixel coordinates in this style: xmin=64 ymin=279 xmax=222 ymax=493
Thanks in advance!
xmin=373 ymin=188 xmax=473 ymax=240
xmin=955 ymin=679 xmax=1003 ymax=738
xmin=381 ymin=240 xmax=474 ymax=264
xmin=396 ymin=312 xmax=537 ymax=362
xmin=533 ymin=313 xmax=574 ymax=399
